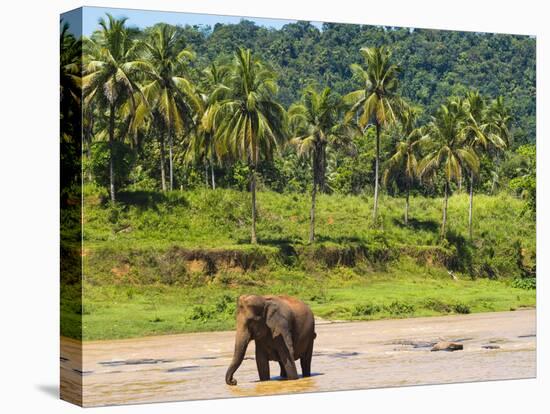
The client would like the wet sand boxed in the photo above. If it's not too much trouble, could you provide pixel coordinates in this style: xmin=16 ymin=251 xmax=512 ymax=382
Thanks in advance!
xmin=61 ymin=309 xmax=536 ymax=407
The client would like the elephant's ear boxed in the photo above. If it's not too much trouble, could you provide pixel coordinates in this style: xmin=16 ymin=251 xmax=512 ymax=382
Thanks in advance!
xmin=265 ymin=300 xmax=289 ymax=339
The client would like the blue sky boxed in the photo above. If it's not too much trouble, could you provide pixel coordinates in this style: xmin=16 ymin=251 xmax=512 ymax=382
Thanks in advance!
xmin=61 ymin=6 xmax=323 ymax=37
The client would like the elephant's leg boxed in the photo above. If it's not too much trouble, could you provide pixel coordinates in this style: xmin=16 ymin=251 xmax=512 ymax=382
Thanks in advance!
xmin=276 ymin=337 xmax=298 ymax=380
xmin=278 ymin=360 xmax=287 ymax=378
xmin=255 ymin=345 xmax=270 ymax=381
xmin=300 ymin=340 xmax=314 ymax=377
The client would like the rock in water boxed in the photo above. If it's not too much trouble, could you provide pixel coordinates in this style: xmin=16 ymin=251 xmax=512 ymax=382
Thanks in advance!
xmin=431 ymin=341 xmax=463 ymax=352
xmin=482 ymin=345 xmax=500 ymax=350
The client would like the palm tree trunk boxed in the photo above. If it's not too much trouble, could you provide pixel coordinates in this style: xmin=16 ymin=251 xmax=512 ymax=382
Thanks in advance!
xmin=86 ymin=142 xmax=92 ymax=182
xmin=85 ymin=112 xmax=94 ymax=183
xmin=309 ymin=149 xmax=319 ymax=243
xmin=405 ymin=181 xmax=410 ymax=225
xmin=373 ymin=122 xmax=381 ymax=221
xmin=468 ymin=170 xmax=474 ymax=240
xmin=491 ymin=153 xmax=500 ymax=194
xmin=319 ymin=144 xmax=327 ymax=193
xmin=108 ymin=103 xmax=116 ymax=203
xmin=205 ymin=163 xmax=209 ymax=188
xmin=441 ymin=181 xmax=449 ymax=238
xmin=159 ymin=133 xmax=167 ymax=192
xmin=309 ymin=182 xmax=317 ymax=243
xmin=168 ymin=126 xmax=174 ymax=191
xmin=250 ymin=167 xmax=258 ymax=244
xmin=211 ymin=163 xmax=216 ymax=190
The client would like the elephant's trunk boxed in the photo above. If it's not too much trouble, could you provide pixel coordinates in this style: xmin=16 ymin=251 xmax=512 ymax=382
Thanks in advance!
xmin=225 ymin=327 xmax=251 ymax=386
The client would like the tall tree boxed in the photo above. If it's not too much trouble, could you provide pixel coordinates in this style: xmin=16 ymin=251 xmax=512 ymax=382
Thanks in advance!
xmin=60 ymin=21 xmax=83 ymax=191
xmin=289 ymin=86 xmax=347 ymax=242
xmin=486 ymin=96 xmax=511 ymax=145
xmin=82 ymin=14 xmax=143 ymax=202
xmin=383 ymin=106 xmax=426 ymax=225
xmin=510 ymin=144 xmax=536 ymax=218
xmin=60 ymin=22 xmax=82 ymax=141
xmin=208 ymin=48 xmax=287 ymax=244
xmin=486 ymin=96 xmax=512 ymax=194
xmin=463 ymin=91 xmax=507 ymax=239
xmin=418 ymin=98 xmax=479 ymax=238
xmin=186 ymin=63 xmax=231 ymax=189
xmin=345 ymin=46 xmax=404 ymax=221
xmin=138 ymin=24 xmax=202 ymax=191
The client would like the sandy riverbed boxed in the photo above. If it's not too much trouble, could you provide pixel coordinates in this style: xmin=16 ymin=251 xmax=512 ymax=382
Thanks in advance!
xmin=60 ymin=309 xmax=536 ymax=407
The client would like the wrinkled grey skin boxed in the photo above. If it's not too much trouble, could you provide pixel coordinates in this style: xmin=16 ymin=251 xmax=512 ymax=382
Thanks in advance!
xmin=225 ymin=295 xmax=316 ymax=386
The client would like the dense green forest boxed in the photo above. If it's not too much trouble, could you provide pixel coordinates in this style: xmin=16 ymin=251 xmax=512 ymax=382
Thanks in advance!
xmin=60 ymin=14 xmax=536 ymax=339
xmin=61 ymin=15 xmax=536 ymax=199
xmin=185 ymin=20 xmax=536 ymax=144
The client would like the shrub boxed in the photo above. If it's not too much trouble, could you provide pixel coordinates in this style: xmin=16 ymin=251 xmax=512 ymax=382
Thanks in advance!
xmin=189 ymin=295 xmax=236 ymax=322
xmin=423 ymin=298 xmax=452 ymax=313
xmin=88 ymin=141 xmax=136 ymax=190
xmin=352 ymin=303 xmax=381 ymax=316
xmin=215 ymin=294 xmax=236 ymax=315
xmin=82 ymin=182 xmax=108 ymax=201
xmin=512 ymin=277 xmax=536 ymax=290
xmin=385 ymin=300 xmax=415 ymax=315
xmin=309 ymin=291 xmax=332 ymax=304
xmin=189 ymin=305 xmax=214 ymax=321
xmin=127 ymin=164 xmax=158 ymax=192
xmin=452 ymin=303 xmax=471 ymax=314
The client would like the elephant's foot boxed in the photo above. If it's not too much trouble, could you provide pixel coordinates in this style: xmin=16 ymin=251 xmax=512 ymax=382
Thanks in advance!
xmin=278 ymin=361 xmax=287 ymax=379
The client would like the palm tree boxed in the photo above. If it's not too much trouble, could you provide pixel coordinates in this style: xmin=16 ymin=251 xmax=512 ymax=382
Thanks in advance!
xmin=383 ymin=106 xmax=426 ymax=225
xmin=138 ymin=24 xmax=202 ymax=191
xmin=82 ymin=102 xmax=95 ymax=182
xmin=486 ymin=96 xmax=512 ymax=194
xmin=60 ymin=21 xmax=82 ymax=140
xmin=345 ymin=46 xmax=404 ymax=221
xmin=486 ymin=97 xmax=511 ymax=144
xmin=418 ymin=98 xmax=479 ymax=238
xmin=463 ymin=91 xmax=507 ymax=239
xmin=60 ymin=21 xmax=83 ymax=190
xmin=82 ymin=14 xmax=143 ymax=202
xmin=208 ymin=48 xmax=287 ymax=244
xmin=186 ymin=63 xmax=231 ymax=189
xmin=289 ymin=86 xmax=346 ymax=242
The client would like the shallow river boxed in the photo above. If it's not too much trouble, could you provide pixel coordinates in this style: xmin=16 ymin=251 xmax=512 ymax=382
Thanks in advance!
xmin=61 ymin=310 xmax=536 ymax=407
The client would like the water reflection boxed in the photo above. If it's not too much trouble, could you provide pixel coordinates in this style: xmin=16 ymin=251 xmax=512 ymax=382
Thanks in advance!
xmin=229 ymin=376 xmax=319 ymax=397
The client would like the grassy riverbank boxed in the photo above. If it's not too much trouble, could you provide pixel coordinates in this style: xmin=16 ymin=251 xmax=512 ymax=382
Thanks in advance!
xmin=79 ymin=260 xmax=535 ymax=340
xmin=64 ymin=187 xmax=536 ymax=340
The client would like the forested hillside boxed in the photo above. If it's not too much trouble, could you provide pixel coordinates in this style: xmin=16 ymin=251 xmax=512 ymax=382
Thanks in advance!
xmin=177 ymin=21 xmax=535 ymax=145
xmin=75 ymin=19 xmax=536 ymax=198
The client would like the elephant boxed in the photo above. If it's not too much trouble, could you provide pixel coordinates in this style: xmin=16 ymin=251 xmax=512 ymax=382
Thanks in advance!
xmin=225 ymin=294 xmax=316 ymax=386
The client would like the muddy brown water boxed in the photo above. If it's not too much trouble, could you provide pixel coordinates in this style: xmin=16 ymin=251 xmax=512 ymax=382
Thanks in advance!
xmin=61 ymin=310 xmax=536 ymax=407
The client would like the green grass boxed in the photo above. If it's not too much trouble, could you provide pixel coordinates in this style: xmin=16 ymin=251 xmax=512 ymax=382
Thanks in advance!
xmin=66 ymin=186 xmax=536 ymax=341
xmin=82 ymin=187 xmax=534 ymax=278
xmin=80 ymin=259 xmax=535 ymax=340
xmin=83 ymin=187 xmax=534 ymax=253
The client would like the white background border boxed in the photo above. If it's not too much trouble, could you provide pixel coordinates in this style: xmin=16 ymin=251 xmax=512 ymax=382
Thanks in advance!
xmin=0 ymin=0 xmax=547 ymax=412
